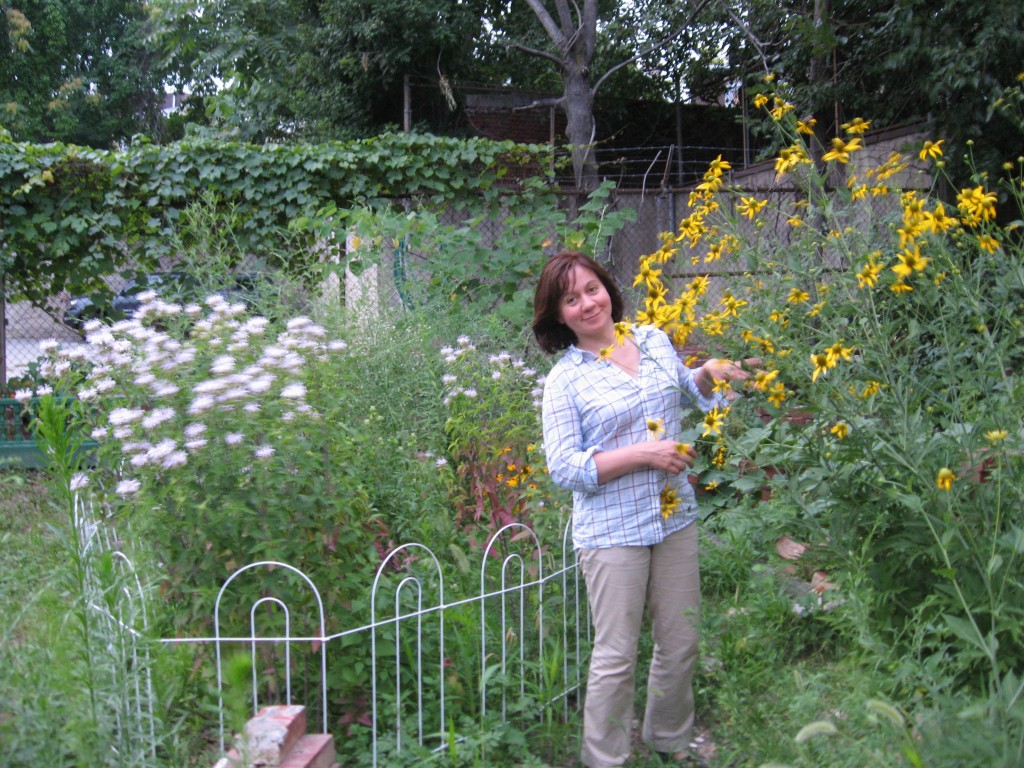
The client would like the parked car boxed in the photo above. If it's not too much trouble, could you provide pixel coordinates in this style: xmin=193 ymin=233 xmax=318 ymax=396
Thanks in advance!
xmin=63 ymin=271 xmax=266 ymax=331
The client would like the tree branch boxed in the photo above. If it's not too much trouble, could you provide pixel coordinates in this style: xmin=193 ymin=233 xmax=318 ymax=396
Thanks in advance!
xmin=523 ymin=0 xmax=567 ymax=46
xmin=508 ymin=40 xmax=565 ymax=69
xmin=592 ymin=0 xmax=715 ymax=95
xmin=715 ymin=0 xmax=771 ymax=75
xmin=511 ymin=95 xmax=564 ymax=112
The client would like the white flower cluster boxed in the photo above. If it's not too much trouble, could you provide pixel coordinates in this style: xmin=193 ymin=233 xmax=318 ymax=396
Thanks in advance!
xmin=37 ymin=290 xmax=348 ymax=497
xmin=439 ymin=336 xmax=544 ymax=409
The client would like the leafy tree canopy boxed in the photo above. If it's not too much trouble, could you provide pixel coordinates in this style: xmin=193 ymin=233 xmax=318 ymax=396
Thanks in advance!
xmin=0 ymin=0 xmax=167 ymax=147
xmin=155 ymin=0 xmax=497 ymax=141
xmin=735 ymin=0 xmax=1024 ymax=181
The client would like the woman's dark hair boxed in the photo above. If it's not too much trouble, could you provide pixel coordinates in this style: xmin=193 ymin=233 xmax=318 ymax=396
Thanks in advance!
xmin=532 ymin=251 xmax=624 ymax=354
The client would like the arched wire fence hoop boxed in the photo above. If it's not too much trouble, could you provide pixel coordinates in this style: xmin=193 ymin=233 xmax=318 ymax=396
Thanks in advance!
xmin=479 ymin=522 xmax=543 ymax=722
xmin=212 ymin=561 xmax=329 ymax=753
xmin=370 ymin=542 xmax=445 ymax=758
xmin=154 ymin=516 xmax=586 ymax=766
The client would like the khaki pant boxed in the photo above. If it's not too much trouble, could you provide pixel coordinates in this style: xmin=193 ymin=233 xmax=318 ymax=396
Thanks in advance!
xmin=577 ymin=523 xmax=701 ymax=767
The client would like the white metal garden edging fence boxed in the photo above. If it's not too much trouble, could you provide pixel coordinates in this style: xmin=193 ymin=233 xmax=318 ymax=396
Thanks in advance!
xmin=158 ymin=519 xmax=589 ymax=765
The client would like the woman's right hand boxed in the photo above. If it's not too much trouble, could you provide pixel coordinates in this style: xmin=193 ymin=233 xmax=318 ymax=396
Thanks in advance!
xmin=593 ymin=438 xmax=698 ymax=484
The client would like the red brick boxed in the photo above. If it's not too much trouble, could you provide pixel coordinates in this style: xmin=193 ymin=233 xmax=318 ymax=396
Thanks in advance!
xmin=278 ymin=734 xmax=336 ymax=768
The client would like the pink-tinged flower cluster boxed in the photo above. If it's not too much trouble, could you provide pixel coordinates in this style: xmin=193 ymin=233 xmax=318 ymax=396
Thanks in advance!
xmin=37 ymin=289 xmax=349 ymax=498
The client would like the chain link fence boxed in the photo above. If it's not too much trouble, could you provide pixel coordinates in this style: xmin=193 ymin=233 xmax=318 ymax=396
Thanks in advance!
xmin=4 ymin=128 xmax=927 ymax=384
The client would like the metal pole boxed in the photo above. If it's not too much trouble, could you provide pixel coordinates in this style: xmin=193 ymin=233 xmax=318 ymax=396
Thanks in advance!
xmin=403 ymin=74 xmax=412 ymax=132
xmin=0 ymin=274 xmax=7 ymax=385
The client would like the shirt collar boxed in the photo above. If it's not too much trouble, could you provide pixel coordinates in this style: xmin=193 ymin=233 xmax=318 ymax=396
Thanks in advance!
xmin=565 ymin=325 xmax=655 ymax=364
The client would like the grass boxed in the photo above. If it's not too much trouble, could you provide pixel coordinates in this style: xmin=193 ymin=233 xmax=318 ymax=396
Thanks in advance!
xmin=0 ymin=469 xmax=76 ymax=767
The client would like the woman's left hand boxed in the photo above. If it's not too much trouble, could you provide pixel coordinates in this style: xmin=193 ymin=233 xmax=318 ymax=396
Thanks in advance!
xmin=704 ymin=357 xmax=758 ymax=383
xmin=698 ymin=357 xmax=760 ymax=396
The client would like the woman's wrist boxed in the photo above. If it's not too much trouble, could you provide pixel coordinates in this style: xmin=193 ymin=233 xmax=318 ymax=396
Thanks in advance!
xmin=696 ymin=363 xmax=715 ymax=396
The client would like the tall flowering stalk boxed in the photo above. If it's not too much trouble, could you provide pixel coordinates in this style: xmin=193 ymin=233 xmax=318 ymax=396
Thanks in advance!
xmin=439 ymin=335 xmax=556 ymax=545
xmin=630 ymin=74 xmax=1024 ymax=727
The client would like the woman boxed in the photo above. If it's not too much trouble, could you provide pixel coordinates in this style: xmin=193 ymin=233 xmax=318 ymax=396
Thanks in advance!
xmin=533 ymin=251 xmax=747 ymax=767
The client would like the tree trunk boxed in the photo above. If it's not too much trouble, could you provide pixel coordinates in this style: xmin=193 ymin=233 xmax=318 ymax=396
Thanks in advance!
xmin=562 ymin=64 xmax=598 ymax=192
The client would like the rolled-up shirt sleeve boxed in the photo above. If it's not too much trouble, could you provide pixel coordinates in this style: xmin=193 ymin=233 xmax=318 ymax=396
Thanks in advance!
xmin=677 ymin=359 xmax=727 ymax=413
xmin=542 ymin=372 xmax=602 ymax=493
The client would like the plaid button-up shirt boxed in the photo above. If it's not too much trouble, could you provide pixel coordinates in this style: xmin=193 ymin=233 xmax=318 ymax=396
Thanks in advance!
xmin=541 ymin=325 xmax=723 ymax=549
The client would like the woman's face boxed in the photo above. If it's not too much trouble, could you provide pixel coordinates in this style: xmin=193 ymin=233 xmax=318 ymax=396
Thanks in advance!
xmin=558 ymin=264 xmax=613 ymax=344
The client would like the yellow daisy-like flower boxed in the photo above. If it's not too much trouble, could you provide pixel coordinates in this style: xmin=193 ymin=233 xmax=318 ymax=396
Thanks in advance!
xmin=633 ymin=259 xmax=663 ymax=288
xmin=769 ymin=97 xmax=795 ymax=120
xmin=861 ymin=381 xmax=882 ymax=398
xmin=688 ymin=275 xmax=711 ymax=296
xmin=823 ymin=136 xmax=863 ymax=163
xmin=613 ymin=322 xmax=634 ymax=345
xmin=841 ymin=117 xmax=871 ymax=135
xmin=985 ymin=429 xmax=1008 ymax=443
xmin=660 ymin=484 xmax=681 ymax=519
xmin=704 ymin=480 xmax=719 ymax=492
xmin=807 ymin=300 xmax=826 ymax=318
xmin=977 ymin=235 xmax=1000 ymax=253
xmin=712 ymin=444 xmax=727 ymax=468
xmin=701 ymin=314 xmax=727 ymax=336
xmin=677 ymin=213 xmax=708 ymax=246
xmin=696 ymin=176 xmax=725 ymax=195
xmin=811 ymin=352 xmax=833 ymax=382
xmin=830 ymin=422 xmax=850 ymax=439
xmin=892 ymin=245 xmax=929 ymax=279
xmin=647 ymin=418 xmax=665 ymax=438
xmin=712 ymin=378 xmax=732 ymax=395
xmin=769 ymin=310 xmax=789 ymax=327
xmin=767 ymin=382 xmax=788 ymax=408
xmin=919 ymin=140 xmax=944 ymax=161
xmin=702 ymin=406 xmax=728 ymax=437
xmin=825 ymin=341 xmax=853 ymax=365
xmin=890 ymin=280 xmax=914 ymax=294
xmin=957 ymin=185 xmax=998 ymax=226
xmin=872 ymin=151 xmax=909 ymax=181
xmin=796 ymin=117 xmax=817 ymax=135
xmin=856 ymin=256 xmax=884 ymax=289
xmin=753 ymin=93 xmax=769 ymax=109
xmin=668 ymin=326 xmax=690 ymax=348
xmin=753 ymin=335 xmax=775 ymax=355
xmin=646 ymin=282 xmax=668 ymax=305
xmin=775 ymin=145 xmax=810 ymax=178
xmin=936 ymin=468 xmax=955 ymax=492
xmin=721 ymin=292 xmax=748 ymax=317
xmin=675 ymin=442 xmax=692 ymax=455
xmin=707 ymin=155 xmax=732 ymax=176
xmin=738 ymin=196 xmax=768 ymax=220
xmin=787 ymin=287 xmax=810 ymax=304
xmin=598 ymin=346 xmax=613 ymax=361
xmin=751 ymin=369 xmax=779 ymax=391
